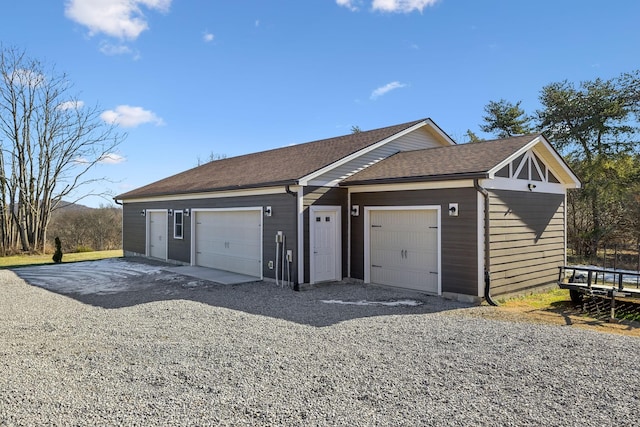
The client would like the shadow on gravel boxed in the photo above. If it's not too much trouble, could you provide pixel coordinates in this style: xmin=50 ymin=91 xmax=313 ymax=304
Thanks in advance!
xmin=548 ymin=298 xmax=640 ymax=331
xmin=11 ymin=258 xmax=469 ymax=327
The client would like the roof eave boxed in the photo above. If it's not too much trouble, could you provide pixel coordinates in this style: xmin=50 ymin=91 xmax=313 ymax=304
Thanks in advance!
xmin=116 ymin=179 xmax=299 ymax=201
xmin=341 ymin=172 xmax=489 ymax=187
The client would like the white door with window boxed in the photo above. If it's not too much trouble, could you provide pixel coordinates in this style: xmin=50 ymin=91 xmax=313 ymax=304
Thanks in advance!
xmin=366 ymin=208 xmax=440 ymax=294
xmin=193 ymin=209 xmax=262 ymax=277
xmin=148 ymin=211 xmax=168 ymax=260
xmin=310 ymin=206 xmax=341 ymax=283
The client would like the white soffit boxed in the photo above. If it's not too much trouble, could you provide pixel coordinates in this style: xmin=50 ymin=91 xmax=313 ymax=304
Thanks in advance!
xmin=298 ymin=120 xmax=454 ymax=186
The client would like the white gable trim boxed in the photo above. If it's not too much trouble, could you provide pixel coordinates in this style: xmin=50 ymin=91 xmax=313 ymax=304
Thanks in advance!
xmin=298 ymin=120 xmax=454 ymax=186
xmin=488 ymin=135 xmax=581 ymax=188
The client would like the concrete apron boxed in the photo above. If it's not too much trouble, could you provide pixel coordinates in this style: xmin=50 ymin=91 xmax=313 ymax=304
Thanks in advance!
xmin=164 ymin=265 xmax=260 ymax=285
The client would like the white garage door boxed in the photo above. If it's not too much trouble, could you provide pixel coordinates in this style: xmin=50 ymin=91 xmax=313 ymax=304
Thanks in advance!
xmin=194 ymin=210 xmax=262 ymax=277
xmin=369 ymin=209 xmax=439 ymax=294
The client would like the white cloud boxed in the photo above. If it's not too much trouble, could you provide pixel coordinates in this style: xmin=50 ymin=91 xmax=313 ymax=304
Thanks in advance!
xmin=101 ymin=105 xmax=164 ymax=127
xmin=336 ymin=0 xmax=360 ymax=11
xmin=57 ymin=100 xmax=85 ymax=110
xmin=372 ymin=0 xmax=439 ymax=13
xmin=370 ymin=81 xmax=407 ymax=100
xmin=74 ymin=153 xmax=126 ymax=165
xmin=99 ymin=153 xmax=126 ymax=164
xmin=99 ymin=42 xmax=134 ymax=56
xmin=8 ymin=69 xmax=45 ymax=87
xmin=64 ymin=0 xmax=172 ymax=40
xmin=203 ymin=32 xmax=214 ymax=42
xmin=337 ymin=0 xmax=438 ymax=12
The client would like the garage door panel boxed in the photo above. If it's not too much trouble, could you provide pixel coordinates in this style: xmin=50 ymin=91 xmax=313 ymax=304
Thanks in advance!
xmin=369 ymin=209 xmax=439 ymax=294
xmin=194 ymin=210 xmax=261 ymax=277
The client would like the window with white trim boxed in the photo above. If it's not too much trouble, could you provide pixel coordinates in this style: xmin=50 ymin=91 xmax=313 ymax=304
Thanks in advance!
xmin=174 ymin=211 xmax=183 ymax=239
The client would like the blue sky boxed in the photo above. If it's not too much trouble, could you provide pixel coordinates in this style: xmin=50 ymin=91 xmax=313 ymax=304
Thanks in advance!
xmin=1 ymin=0 xmax=638 ymax=207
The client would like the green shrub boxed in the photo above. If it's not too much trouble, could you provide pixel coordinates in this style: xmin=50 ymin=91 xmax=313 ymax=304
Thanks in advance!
xmin=52 ymin=237 xmax=63 ymax=263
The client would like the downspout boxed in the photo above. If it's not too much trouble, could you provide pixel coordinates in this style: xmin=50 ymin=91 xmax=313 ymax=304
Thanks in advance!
xmin=285 ymin=185 xmax=297 ymax=197
xmin=113 ymin=198 xmax=123 ymax=206
xmin=474 ymin=178 xmax=498 ymax=306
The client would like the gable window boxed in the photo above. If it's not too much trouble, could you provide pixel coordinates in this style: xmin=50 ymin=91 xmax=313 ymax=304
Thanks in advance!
xmin=174 ymin=211 xmax=183 ymax=239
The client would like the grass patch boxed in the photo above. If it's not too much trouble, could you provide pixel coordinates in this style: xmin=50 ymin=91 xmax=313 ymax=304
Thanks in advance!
xmin=500 ymin=288 xmax=571 ymax=310
xmin=0 ymin=250 xmax=123 ymax=268
xmin=500 ymin=287 xmax=640 ymax=323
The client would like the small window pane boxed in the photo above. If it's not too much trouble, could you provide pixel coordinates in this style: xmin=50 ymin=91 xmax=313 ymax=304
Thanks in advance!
xmin=174 ymin=211 xmax=184 ymax=239
xmin=548 ymin=171 xmax=560 ymax=183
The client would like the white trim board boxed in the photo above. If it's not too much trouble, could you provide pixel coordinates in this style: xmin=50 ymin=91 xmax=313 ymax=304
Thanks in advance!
xmin=121 ymin=186 xmax=289 ymax=204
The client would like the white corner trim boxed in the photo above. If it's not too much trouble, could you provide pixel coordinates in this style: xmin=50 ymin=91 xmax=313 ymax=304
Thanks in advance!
xmin=297 ymin=187 xmax=304 ymax=285
xmin=477 ymin=191 xmax=485 ymax=298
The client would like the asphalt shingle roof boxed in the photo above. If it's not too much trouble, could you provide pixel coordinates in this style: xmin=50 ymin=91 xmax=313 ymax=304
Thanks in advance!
xmin=117 ymin=119 xmax=428 ymax=199
xmin=342 ymin=134 xmax=539 ymax=185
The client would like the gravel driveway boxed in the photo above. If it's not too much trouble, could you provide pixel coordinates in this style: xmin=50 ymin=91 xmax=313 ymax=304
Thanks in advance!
xmin=1 ymin=259 xmax=639 ymax=426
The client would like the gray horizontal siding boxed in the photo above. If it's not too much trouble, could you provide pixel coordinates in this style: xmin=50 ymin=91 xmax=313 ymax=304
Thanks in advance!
xmin=488 ymin=190 xmax=565 ymax=296
xmin=123 ymin=193 xmax=298 ymax=281
xmin=122 ymin=206 xmax=147 ymax=255
xmin=350 ymin=188 xmax=478 ymax=295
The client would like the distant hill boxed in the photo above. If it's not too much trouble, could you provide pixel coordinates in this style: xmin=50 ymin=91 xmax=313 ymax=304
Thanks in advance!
xmin=54 ymin=201 xmax=93 ymax=211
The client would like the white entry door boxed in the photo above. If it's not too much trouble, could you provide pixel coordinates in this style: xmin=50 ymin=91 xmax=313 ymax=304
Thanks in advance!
xmin=194 ymin=209 xmax=262 ymax=277
xmin=148 ymin=211 xmax=168 ymax=260
xmin=368 ymin=208 xmax=439 ymax=294
xmin=311 ymin=207 xmax=341 ymax=283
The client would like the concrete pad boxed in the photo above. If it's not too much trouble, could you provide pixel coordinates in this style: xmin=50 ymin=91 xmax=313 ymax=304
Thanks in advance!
xmin=164 ymin=265 xmax=260 ymax=285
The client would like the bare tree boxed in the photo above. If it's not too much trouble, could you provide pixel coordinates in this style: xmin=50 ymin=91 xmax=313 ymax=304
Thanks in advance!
xmin=0 ymin=47 xmax=125 ymax=253
xmin=48 ymin=205 xmax=122 ymax=253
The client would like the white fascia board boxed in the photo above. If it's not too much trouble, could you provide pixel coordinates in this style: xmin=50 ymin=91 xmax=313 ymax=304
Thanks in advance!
xmin=533 ymin=136 xmax=581 ymax=188
xmin=347 ymin=179 xmax=475 ymax=194
xmin=423 ymin=118 xmax=457 ymax=146
xmin=120 ymin=186 xmax=288 ymax=204
xmin=298 ymin=120 xmax=438 ymax=186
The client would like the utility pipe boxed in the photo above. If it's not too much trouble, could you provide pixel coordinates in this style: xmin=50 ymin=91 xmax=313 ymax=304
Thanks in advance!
xmin=474 ymin=178 xmax=498 ymax=306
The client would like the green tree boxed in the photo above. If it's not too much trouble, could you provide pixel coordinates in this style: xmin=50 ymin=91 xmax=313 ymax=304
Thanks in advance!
xmin=480 ymin=99 xmax=533 ymax=138
xmin=537 ymin=70 xmax=640 ymax=254
xmin=465 ymin=129 xmax=482 ymax=143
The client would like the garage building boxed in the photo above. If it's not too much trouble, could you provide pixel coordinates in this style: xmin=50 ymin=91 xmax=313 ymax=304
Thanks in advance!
xmin=116 ymin=118 xmax=580 ymax=302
